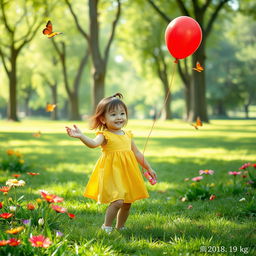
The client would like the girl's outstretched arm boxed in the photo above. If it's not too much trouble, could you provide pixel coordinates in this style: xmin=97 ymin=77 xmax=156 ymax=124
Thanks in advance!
xmin=131 ymin=140 xmax=157 ymax=180
xmin=65 ymin=125 xmax=105 ymax=148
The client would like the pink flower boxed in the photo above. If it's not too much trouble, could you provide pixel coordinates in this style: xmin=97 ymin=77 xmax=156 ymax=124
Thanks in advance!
xmin=191 ymin=176 xmax=203 ymax=182
xmin=209 ymin=194 xmax=216 ymax=200
xmin=199 ymin=169 xmax=214 ymax=175
xmin=239 ymin=163 xmax=251 ymax=170
xmin=29 ymin=235 xmax=51 ymax=248
xmin=228 ymin=171 xmax=241 ymax=176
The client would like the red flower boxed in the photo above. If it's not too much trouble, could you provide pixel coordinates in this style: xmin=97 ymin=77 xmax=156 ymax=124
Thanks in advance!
xmin=51 ymin=204 xmax=66 ymax=213
xmin=0 ymin=202 xmax=3 ymax=209
xmin=209 ymin=194 xmax=216 ymax=200
xmin=27 ymin=172 xmax=40 ymax=176
xmin=252 ymin=163 xmax=256 ymax=168
xmin=41 ymin=191 xmax=63 ymax=203
xmin=29 ymin=235 xmax=51 ymax=248
xmin=0 ymin=240 xmax=10 ymax=246
xmin=0 ymin=186 xmax=11 ymax=193
xmin=27 ymin=203 xmax=35 ymax=210
xmin=8 ymin=238 xmax=21 ymax=246
xmin=0 ymin=213 xmax=13 ymax=219
xmin=67 ymin=213 xmax=75 ymax=219
xmin=12 ymin=174 xmax=21 ymax=178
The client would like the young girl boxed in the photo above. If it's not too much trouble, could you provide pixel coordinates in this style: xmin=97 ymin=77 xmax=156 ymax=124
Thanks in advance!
xmin=65 ymin=93 xmax=157 ymax=233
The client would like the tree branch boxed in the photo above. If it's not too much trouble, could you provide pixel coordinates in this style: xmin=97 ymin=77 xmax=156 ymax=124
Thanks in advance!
xmin=175 ymin=0 xmax=190 ymax=16
xmin=201 ymin=0 xmax=212 ymax=13
xmin=74 ymin=49 xmax=89 ymax=91
xmin=205 ymin=0 xmax=229 ymax=38
xmin=147 ymin=0 xmax=171 ymax=22
xmin=104 ymin=0 xmax=121 ymax=63
xmin=65 ymin=0 xmax=89 ymax=41
xmin=0 ymin=0 xmax=13 ymax=33
xmin=0 ymin=47 xmax=10 ymax=76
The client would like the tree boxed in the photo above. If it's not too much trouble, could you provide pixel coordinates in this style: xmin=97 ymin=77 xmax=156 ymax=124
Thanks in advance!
xmin=116 ymin=1 xmax=178 ymax=120
xmin=147 ymin=0 xmax=232 ymax=122
xmin=65 ymin=0 xmax=121 ymax=111
xmin=51 ymin=40 xmax=89 ymax=120
xmin=0 ymin=0 xmax=47 ymax=121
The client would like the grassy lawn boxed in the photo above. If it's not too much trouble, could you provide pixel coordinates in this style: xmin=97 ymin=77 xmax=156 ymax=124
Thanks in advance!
xmin=0 ymin=119 xmax=255 ymax=255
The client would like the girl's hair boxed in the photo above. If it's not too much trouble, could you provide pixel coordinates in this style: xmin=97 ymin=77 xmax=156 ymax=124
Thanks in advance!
xmin=90 ymin=93 xmax=128 ymax=130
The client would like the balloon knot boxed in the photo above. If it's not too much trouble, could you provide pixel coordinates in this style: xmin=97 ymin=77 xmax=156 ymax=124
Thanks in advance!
xmin=174 ymin=59 xmax=179 ymax=63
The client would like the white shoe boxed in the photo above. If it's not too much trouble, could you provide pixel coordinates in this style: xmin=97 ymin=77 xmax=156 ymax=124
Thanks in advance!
xmin=117 ymin=226 xmax=127 ymax=231
xmin=101 ymin=224 xmax=113 ymax=234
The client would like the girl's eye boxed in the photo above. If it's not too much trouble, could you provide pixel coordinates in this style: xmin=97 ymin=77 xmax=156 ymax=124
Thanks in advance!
xmin=111 ymin=114 xmax=116 ymax=116
xmin=121 ymin=113 xmax=125 ymax=115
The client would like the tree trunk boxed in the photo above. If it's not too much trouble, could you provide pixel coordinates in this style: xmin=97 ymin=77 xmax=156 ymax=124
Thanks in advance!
xmin=162 ymin=78 xmax=171 ymax=120
xmin=216 ymin=100 xmax=227 ymax=116
xmin=69 ymin=93 xmax=81 ymax=120
xmin=92 ymin=70 xmax=105 ymax=111
xmin=8 ymin=57 xmax=19 ymax=121
xmin=188 ymin=43 xmax=208 ymax=122
xmin=50 ymin=83 xmax=58 ymax=120
xmin=184 ymin=85 xmax=191 ymax=120
xmin=244 ymin=104 xmax=249 ymax=119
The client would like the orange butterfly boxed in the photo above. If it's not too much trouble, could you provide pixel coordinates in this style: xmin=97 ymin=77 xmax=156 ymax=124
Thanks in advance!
xmin=42 ymin=20 xmax=62 ymax=38
xmin=32 ymin=131 xmax=42 ymax=138
xmin=191 ymin=117 xmax=203 ymax=130
xmin=46 ymin=104 xmax=56 ymax=112
xmin=193 ymin=62 xmax=204 ymax=72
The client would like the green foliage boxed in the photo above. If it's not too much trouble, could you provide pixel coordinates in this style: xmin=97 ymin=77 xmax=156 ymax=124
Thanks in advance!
xmin=0 ymin=150 xmax=32 ymax=173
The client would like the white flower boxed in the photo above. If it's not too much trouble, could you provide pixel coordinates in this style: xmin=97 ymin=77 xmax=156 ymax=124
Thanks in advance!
xmin=239 ymin=198 xmax=246 ymax=202
xmin=6 ymin=179 xmax=26 ymax=187
xmin=38 ymin=218 xmax=44 ymax=226
xmin=9 ymin=206 xmax=16 ymax=212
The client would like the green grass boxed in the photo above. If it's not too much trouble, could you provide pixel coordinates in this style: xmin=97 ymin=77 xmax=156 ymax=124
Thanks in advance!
xmin=0 ymin=119 xmax=256 ymax=255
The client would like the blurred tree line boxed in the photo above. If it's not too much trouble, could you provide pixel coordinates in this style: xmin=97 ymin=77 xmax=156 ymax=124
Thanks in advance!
xmin=0 ymin=0 xmax=255 ymax=122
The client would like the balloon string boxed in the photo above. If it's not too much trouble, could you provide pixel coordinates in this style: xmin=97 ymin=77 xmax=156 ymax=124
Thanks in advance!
xmin=141 ymin=59 xmax=178 ymax=173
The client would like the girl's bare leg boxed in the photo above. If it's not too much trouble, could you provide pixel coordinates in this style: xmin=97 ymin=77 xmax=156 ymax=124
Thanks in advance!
xmin=104 ymin=200 xmax=124 ymax=227
xmin=116 ymin=203 xmax=131 ymax=229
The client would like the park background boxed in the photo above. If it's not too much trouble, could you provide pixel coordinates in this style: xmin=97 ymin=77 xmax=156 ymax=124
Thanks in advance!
xmin=0 ymin=0 xmax=256 ymax=255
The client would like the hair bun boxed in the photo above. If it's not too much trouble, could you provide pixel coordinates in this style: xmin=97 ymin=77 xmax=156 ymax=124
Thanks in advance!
xmin=112 ymin=93 xmax=123 ymax=99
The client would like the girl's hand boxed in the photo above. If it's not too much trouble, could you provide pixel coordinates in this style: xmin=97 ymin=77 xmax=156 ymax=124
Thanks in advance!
xmin=148 ymin=169 xmax=157 ymax=181
xmin=65 ymin=125 xmax=83 ymax=139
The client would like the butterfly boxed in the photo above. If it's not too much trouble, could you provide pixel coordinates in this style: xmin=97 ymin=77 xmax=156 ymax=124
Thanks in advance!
xmin=32 ymin=131 xmax=42 ymax=138
xmin=42 ymin=20 xmax=62 ymax=38
xmin=46 ymin=104 xmax=56 ymax=112
xmin=191 ymin=117 xmax=203 ymax=130
xmin=193 ymin=61 xmax=204 ymax=72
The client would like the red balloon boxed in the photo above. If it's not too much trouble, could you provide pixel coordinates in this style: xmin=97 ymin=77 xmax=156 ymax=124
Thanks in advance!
xmin=165 ymin=16 xmax=202 ymax=59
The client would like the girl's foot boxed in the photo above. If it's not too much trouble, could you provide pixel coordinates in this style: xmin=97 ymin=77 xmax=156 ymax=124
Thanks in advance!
xmin=101 ymin=224 xmax=113 ymax=234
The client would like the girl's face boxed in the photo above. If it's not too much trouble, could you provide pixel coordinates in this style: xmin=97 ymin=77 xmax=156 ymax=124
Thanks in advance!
xmin=102 ymin=105 xmax=127 ymax=131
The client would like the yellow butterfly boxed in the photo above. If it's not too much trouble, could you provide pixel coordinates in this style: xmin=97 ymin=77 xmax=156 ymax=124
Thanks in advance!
xmin=193 ymin=61 xmax=204 ymax=72
xmin=42 ymin=20 xmax=62 ymax=38
xmin=46 ymin=104 xmax=56 ymax=112
xmin=191 ymin=117 xmax=203 ymax=130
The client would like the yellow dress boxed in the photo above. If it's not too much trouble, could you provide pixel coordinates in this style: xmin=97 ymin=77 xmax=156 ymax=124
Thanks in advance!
xmin=84 ymin=130 xmax=149 ymax=204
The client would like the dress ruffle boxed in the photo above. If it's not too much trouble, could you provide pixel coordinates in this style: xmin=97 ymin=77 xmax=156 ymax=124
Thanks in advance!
xmin=96 ymin=130 xmax=110 ymax=140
